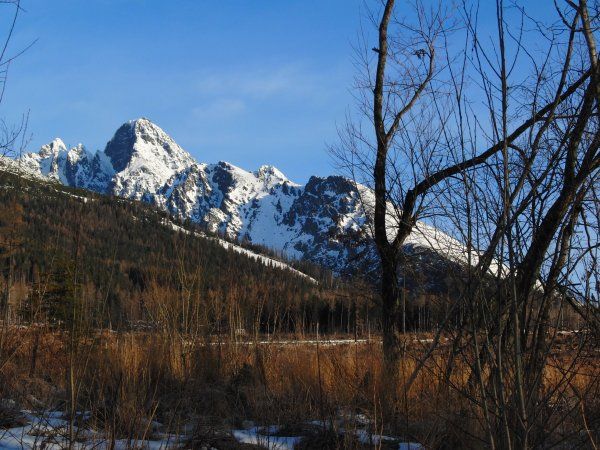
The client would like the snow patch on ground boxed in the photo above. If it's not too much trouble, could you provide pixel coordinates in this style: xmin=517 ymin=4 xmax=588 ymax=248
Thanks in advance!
xmin=232 ymin=427 xmax=300 ymax=450
xmin=231 ymin=422 xmax=424 ymax=450
xmin=0 ymin=410 xmax=181 ymax=449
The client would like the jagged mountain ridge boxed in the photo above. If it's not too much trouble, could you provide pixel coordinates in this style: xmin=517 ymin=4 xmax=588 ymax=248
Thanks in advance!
xmin=18 ymin=118 xmax=466 ymax=279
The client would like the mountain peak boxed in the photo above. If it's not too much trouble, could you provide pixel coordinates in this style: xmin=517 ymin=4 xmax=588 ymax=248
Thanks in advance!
xmin=105 ymin=118 xmax=193 ymax=170
xmin=255 ymin=164 xmax=291 ymax=187
xmin=130 ymin=117 xmax=158 ymax=131
xmin=104 ymin=119 xmax=195 ymax=199
xmin=256 ymin=164 xmax=286 ymax=178
xmin=39 ymin=138 xmax=67 ymax=158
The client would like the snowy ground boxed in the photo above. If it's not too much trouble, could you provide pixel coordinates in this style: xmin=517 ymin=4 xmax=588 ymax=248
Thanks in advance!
xmin=0 ymin=408 xmax=423 ymax=449
xmin=0 ymin=409 xmax=182 ymax=449
xmin=232 ymin=427 xmax=301 ymax=450
xmin=231 ymin=423 xmax=423 ymax=450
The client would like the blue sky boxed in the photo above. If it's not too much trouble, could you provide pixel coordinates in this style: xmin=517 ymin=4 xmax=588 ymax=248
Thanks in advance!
xmin=1 ymin=1 xmax=363 ymax=182
xmin=0 ymin=1 xmax=559 ymax=183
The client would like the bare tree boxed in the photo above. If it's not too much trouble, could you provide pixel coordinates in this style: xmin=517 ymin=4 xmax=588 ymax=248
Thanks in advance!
xmin=435 ymin=1 xmax=600 ymax=447
xmin=333 ymin=0 xmax=598 ymax=434
xmin=0 ymin=0 xmax=33 ymax=159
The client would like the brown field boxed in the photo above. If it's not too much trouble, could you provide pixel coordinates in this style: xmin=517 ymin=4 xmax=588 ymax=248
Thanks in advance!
xmin=0 ymin=327 xmax=598 ymax=449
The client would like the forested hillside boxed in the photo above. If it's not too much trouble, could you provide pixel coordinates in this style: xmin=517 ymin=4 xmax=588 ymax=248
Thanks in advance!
xmin=0 ymin=167 xmax=363 ymax=335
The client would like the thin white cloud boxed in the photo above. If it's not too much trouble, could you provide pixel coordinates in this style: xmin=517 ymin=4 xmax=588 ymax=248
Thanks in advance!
xmin=191 ymin=98 xmax=246 ymax=119
xmin=194 ymin=63 xmax=323 ymax=100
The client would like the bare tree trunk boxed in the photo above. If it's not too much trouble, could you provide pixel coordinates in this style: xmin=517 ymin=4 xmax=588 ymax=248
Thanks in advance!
xmin=380 ymin=255 xmax=400 ymax=411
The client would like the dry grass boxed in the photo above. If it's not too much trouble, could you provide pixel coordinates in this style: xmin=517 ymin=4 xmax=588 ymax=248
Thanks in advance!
xmin=0 ymin=327 xmax=598 ymax=448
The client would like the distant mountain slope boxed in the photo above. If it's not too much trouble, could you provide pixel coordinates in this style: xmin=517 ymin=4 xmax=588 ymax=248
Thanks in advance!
xmin=16 ymin=118 xmax=469 ymax=283
xmin=1 ymin=155 xmax=317 ymax=284
xmin=0 ymin=165 xmax=333 ymax=330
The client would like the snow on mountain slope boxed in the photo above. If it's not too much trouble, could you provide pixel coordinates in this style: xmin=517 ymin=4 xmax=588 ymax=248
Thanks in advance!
xmin=163 ymin=219 xmax=318 ymax=284
xmin=17 ymin=118 xmax=470 ymax=279
xmin=0 ymin=154 xmax=49 ymax=181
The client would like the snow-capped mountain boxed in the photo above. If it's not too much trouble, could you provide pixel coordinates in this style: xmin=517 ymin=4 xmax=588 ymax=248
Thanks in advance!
xmin=16 ymin=118 xmax=466 ymax=280
xmin=19 ymin=137 xmax=114 ymax=191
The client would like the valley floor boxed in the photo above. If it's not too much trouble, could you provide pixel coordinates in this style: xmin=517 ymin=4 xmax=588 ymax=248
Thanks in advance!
xmin=0 ymin=328 xmax=597 ymax=449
